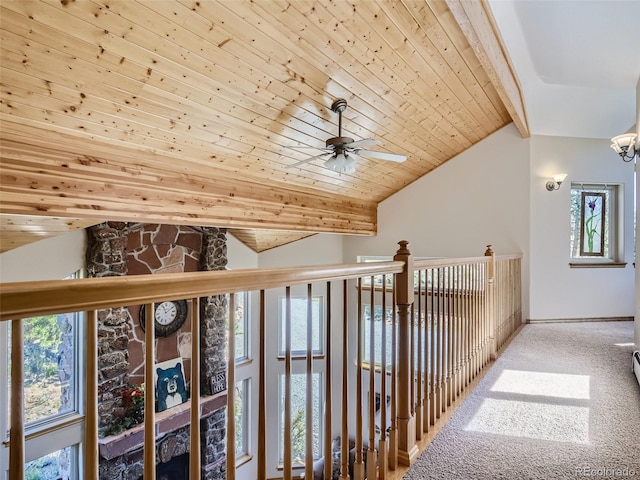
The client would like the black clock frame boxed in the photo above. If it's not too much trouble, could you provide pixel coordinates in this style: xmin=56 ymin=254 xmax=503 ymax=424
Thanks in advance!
xmin=139 ymin=299 xmax=188 ymax=338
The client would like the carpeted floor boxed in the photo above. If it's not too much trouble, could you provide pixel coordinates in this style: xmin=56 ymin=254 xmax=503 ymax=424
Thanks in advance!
xmin=405 ymin=321 xmax=640 ymax=480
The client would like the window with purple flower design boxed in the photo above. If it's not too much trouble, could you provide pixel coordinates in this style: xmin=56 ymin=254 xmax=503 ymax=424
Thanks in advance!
xmin=579 ymin=192 xmax=606 ymax=256
xmin=570 ymin=183 xmax=623 ymax=263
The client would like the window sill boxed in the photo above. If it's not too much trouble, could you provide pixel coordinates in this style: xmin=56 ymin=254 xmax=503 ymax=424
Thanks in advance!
xmin=277 ymin=354 xmax=325 ymax=361
xmin=569 ymin=262 xmax=627 ymax=269
xmin=235 ymin=358 xmax=253 ymax=368
xmin=236 ymin=453 xmax=253 ymax=468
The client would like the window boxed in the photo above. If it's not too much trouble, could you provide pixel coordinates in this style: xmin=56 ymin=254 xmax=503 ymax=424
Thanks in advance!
xmin=233 ymin=292 xmax=250 ymax=362
xmin=278 ymin=296 xmax=324 ymax=357
xmin=234 ymin=378 xmax=249 ymax=458
xmin=24 ymin=445 xmax=79 ymax=480
xmin=1 ymin=271 xmax=84 ymax=480
xmin=570 ymin=183 xmax=624 ymax=265
xmin=278 ymin=373 xmax=323 ymax=464
xmin=17 ymin=311 xmax=81 ymax=426
xmin=363 ymin=305 xmax=394 ymax=368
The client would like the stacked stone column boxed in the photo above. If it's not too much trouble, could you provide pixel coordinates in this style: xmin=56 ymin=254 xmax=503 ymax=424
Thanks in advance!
xmin=199 ymin=227 xmax=228 ymax=479
xmin=87 ymin=221 xmax=132 ymax=430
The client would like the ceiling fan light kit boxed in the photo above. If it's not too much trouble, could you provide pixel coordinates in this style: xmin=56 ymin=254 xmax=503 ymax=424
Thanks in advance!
xmin=287 ymin=98 xmax=407 ymax=173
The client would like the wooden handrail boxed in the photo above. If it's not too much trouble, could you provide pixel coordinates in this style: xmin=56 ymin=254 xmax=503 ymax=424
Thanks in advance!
xmin=0 ymin=261 xmax=404 ymax=321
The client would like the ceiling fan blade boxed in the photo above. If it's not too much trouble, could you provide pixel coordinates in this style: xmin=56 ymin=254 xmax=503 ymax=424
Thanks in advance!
xmin=287 ymin=145 xmax=332 ymax=150
xmin=357 ymin=149 xmax=407 ymax=163
xmin=286 ymin=152 xmax=333 ymax=168
xmin=348 ymin=138 xmax=379 ymax=149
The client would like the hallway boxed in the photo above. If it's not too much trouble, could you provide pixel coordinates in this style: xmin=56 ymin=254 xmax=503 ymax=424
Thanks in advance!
xmin=404 ymin=321 xmax=640 ymax=479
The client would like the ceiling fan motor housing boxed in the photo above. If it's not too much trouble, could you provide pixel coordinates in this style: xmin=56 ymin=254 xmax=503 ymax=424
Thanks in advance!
xmin=326 ymin=136 xmax=354 ymax=149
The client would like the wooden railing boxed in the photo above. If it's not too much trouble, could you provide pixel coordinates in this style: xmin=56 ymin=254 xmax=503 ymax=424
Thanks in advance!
xmin=0 ymin=242 xmax=522 ymax=480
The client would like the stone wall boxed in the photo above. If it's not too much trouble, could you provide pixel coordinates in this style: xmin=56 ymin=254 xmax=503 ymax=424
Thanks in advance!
xmin=89 ymin=222 xmax=229 ymax=480
xmin=198 ymin=227 xmax=229 ymax=477
xmin=87 ymin=222 xmax=131 ymax=430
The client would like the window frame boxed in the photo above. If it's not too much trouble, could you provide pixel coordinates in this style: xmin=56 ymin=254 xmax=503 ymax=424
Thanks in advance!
xmin=277 ymin=295 xmax=325 ymax=358
xmin=234 ymin=378 xmax=250 ymax=459
xmin=0 ymin=271 xmax=85 ymax=479
xmin=569 ymin=182 xmax=626 ymax=267
xmin=277 ymin=372 xmax=324 ymax=466
xmin=233 ymin=291 xmax=250 ymax=364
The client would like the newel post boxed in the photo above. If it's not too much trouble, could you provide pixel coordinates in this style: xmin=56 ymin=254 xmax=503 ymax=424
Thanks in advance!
xmin=394 ymin=241 xmax=419 ymax=466
xmin=484 ymin=245 xmax=497 ymax=360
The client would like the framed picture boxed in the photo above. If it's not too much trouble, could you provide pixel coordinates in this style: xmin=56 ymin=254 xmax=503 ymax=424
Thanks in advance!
xmin=579 ymin=192 xmax=605 ymax=257
xmin=155 ymin=357 xmax=188 ymax=412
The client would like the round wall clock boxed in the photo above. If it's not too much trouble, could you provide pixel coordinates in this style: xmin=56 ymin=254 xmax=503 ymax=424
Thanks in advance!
xmin=139 ymin=300 xmax=188 ymax=337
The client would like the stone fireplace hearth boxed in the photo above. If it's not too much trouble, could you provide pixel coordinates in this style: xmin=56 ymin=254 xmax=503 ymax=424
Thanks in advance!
xmin=88 ymin=222 xmax=229 ymax=479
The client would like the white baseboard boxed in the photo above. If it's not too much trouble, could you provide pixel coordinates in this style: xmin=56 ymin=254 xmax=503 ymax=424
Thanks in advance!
xmin=526 ymin=316 xmax=633 ymax=324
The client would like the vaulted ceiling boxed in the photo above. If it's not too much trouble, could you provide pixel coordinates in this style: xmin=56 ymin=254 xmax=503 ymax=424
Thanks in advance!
xmin=0 ymin=0 xmax=528 ymax=253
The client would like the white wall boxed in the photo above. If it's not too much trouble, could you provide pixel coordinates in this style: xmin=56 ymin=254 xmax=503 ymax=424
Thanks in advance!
xmin=227 ymin=233 xmax=259 ymax=270
xmin=344 ymin=123 xmax=532 ymax=318
xmin=258 ymin=233 xmax=344 ymax=268
xmin=529 ymin=135 xmax=635 ymax=320
xmin=0 ymin=229 xmax=86 ymax=282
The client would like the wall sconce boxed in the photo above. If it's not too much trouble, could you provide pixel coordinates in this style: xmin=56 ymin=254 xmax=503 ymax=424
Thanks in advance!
xmin=610 ymin=132 xmax=638 ymax=162
xmin=546 ymin=173 xmax=568 ymax=191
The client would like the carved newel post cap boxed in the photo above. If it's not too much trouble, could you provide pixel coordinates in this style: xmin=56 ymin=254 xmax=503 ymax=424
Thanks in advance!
xmin=396 ymin=240 xmax=411 ymax=255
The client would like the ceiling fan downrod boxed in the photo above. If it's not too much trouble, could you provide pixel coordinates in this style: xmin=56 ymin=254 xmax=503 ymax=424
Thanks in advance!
xmin=328 ymin=99 xmax=352 ymax=148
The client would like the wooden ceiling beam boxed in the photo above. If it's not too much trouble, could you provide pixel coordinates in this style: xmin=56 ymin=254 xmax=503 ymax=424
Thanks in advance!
xmin=445 ymin=0 xmax=530 ymax=138
xmin=0 ymin=137 xmax=377 ymax=236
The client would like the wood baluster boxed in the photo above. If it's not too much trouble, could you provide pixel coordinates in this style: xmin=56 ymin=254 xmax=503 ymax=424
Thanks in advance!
xmin=227 ymin=294 xmax=236 ymax=480
xmin=453 ymin=265 xmax=461 ymax=400
xmin=258 ymin=290 xmax=267 ymax=480
xmin=378 ymin=275 xmax=388 ymax=480
xmin=340 ymin=280 xmax=350 ymax=480
xmin=429 ymin=269 xmax=436 ymax=427
xmin=85 ymin=310 xmax=99 ymax=480
xmin=367 ymin=276 xmax=377 ymax=480
xmin=354 ymin=278 xmax=364 ymax=480
xmin=388 ymin=282 xmax=398 ymax=470
xmin=305 ymin=284 xmax=314 ymax=480
xmin=284 ymin=287 xmax=292 ymax=480
xmin=410 ymin=302 xmax=415 ymax=420
xmin=478 ymin=263 xmax=483 ymax=370
xmin=9 ymin=318 xmax=24 ymax=480
xmin=471 ymin=264 xmax=477 ymax=378
xmin=421 ymin=270 xmax=429 ymax=435
xmin=143 ymin=303 xmax=156 ymax=480
xmin=463 ymin=264 xmax=470 ymax=389
xmin=415 ymin=269 xmax=423 ymax=440
xmin=436 ymin=268 xmax=443 ymax=418
xmin=446 ymin=266 xmax=453 ymax=408
xmin=190 ymin=299 xmax=201 ymax=480
xmin=324 ymin=281 xmax=333 ymax=480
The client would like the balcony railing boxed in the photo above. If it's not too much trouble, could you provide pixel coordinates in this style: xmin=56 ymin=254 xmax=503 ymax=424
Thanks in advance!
xmin=0 ymin=241 xmax=522 ymax=480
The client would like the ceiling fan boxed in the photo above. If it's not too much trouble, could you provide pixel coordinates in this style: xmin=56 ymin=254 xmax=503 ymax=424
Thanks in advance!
xmin=286 ymin=99 xmax=407 ymax=174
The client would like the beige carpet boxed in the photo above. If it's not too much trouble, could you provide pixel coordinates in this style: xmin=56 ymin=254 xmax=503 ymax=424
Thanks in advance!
xmin=405 ymin=321 xmax=640 ymax=479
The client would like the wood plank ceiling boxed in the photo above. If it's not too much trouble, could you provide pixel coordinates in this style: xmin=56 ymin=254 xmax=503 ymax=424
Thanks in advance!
xmin=0 ymin=0 xmax=527 ymax=254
